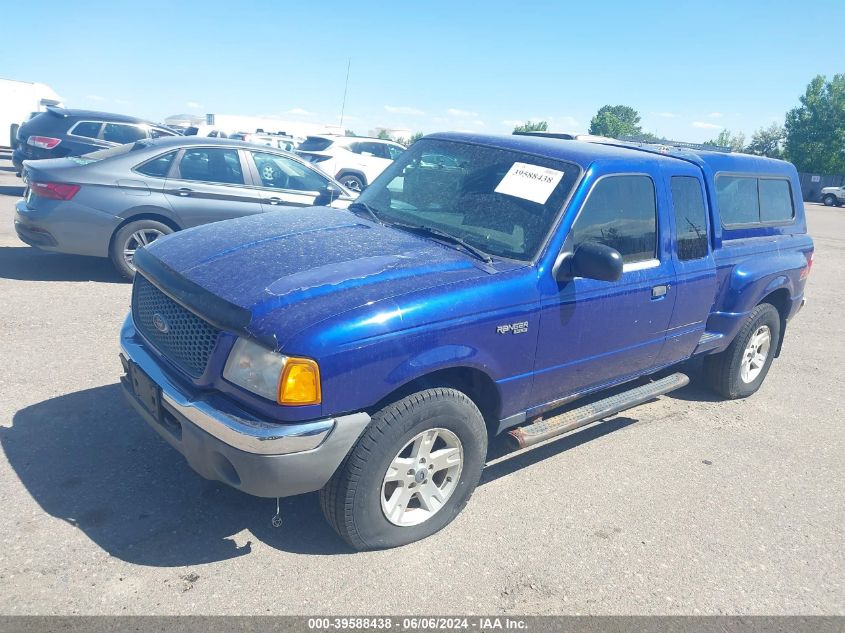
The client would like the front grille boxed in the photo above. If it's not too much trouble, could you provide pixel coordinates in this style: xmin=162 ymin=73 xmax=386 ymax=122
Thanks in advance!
xmin=132 ymin=274 xmax=220 ymax=378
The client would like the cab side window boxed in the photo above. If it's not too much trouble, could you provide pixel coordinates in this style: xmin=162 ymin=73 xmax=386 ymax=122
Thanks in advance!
xmin=670 ymin=176 xmax=709 ymax=260
xmin=571 ymin=175 xmax=657 ymax=264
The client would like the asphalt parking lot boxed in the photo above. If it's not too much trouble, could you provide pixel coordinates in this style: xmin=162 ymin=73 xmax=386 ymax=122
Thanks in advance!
xmin=0 ymin=149 xmax=842 ymax=616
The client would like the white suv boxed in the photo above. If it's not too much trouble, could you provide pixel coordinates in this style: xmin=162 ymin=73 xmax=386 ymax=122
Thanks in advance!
xmin=296 ymin=135 xmax=405 ymax=192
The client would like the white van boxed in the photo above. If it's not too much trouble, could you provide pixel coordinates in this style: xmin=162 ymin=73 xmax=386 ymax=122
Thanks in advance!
xmin=0 ymin=78 xmax=63 ymax=148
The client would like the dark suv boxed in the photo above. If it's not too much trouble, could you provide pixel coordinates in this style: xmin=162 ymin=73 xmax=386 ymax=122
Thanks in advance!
xmin=12 ymin=107 xmax=178 ymax=174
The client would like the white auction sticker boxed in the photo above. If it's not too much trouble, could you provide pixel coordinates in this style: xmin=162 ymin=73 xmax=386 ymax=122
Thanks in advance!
xmin=494 ymin=162 xmax=564 ymax=205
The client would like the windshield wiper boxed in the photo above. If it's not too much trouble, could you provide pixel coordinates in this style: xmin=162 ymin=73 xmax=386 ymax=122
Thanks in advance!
xmin=391 ymin=223 xmax=493 ymax=263
xmin=348 ymin=201 xmax=384 ymax=225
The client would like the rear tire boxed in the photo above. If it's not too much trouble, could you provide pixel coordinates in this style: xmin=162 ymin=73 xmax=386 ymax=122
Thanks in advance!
xmin=110 ymin=219 xmax=173 ymax=279
xmin=10 ymin=123 xmax=19 ymax=150
xmin=822 ymin=194 xmax=838 ymax=207
xmin=704 ymin=303 xmax=781 ymax=399
xmin=320 ymin=388 xmax=487 ymax=550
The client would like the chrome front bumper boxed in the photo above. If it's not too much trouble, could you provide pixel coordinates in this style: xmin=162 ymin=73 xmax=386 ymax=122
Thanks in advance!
xmin=119 ymin=314 xmax=371 ymax=497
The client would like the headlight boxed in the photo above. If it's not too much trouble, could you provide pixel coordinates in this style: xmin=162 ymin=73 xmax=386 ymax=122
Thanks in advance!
xmin=223 ymin=337 xmax=321 ymax=406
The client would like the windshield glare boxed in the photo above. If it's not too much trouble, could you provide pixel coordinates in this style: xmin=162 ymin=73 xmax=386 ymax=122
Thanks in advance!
xmin=356 ymin=139 xmax=580 ymax=261
xmin=80 ymin=141 xmax=148 ymax=163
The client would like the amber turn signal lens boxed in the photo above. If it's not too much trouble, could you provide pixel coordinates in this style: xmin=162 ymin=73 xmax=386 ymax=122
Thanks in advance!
xmin=278 ymin=358 xmax=321 ymax=406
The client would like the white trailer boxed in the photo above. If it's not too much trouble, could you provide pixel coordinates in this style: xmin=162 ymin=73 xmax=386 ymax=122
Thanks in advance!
xmin=0 ymin=78 xmax=63 ymax=148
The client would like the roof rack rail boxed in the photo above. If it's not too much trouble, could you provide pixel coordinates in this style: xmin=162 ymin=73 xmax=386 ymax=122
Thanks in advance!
xmin=617 ymin=135 xmax=731 ymax=153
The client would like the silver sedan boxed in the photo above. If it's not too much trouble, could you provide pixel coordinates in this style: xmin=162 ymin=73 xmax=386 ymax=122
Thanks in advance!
xmin=14 ymin=136 xmax=355 ymax=277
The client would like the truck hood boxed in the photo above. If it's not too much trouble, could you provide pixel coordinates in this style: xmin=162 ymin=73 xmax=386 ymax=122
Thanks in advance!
xmin=143 ymin=207 xmax=490 ymax=346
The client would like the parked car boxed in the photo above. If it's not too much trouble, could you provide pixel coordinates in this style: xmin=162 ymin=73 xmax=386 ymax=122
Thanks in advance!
xmin=230 ymin=132 xmax=296 ymax=152
xmin=820 ymin=185 xmax=844 ymax=206
xmin=183 ymin=125 xmax=228 ymax=138
xmin=296 ymin=135 xmax=405 ymax=192
xmin=14 ymin=136 xmax=354 ymax=277
xmin=119 ymin=133 xmax=812 ymax=549
xmin=12 ymin=107 xmax=178 ymax=173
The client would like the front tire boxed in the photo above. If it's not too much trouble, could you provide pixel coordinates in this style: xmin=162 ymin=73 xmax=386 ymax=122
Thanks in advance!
xmin=110 ymin=219 xmax=173 ymax=279
xmin=822 ymin=194 xmax=838 ymax=207
xmin=704 ymin=303 xmax=781 ymax=399
xmin=320 ymin=388 xmax=487 ymax=550
xmin=338 ymin=173 xmax=365 ymax=192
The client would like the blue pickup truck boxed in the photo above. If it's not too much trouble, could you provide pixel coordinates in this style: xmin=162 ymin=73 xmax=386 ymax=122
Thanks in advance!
xmin=119 ymin=132 xmax=814 ymax=549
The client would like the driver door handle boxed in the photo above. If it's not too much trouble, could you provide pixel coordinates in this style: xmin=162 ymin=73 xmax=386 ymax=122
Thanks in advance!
xmin=268 ymin=197 xmax=282 ymax=205
xmin=177 ymin=187 xmax=193 ymax=197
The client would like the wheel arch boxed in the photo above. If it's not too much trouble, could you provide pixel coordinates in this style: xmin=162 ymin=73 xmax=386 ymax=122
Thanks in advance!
xmin=758 ymin=287 xmax=792 ymax=357
xmin=335 ymin=169 xmax=368 ymax=187
xmin=369 ymin=365 xmax=502 ymax=437
xmin=109 ymin=208 xmax=181 ymax=249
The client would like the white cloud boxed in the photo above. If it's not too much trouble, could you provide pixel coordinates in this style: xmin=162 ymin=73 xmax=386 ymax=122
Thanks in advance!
xmin=384 ymin=105 xmax=425 ymax=116
xmin=186 ymin=101 xmax=204 ymax=109
xmin=653 ymin=111 xmax=678 ymax=118
xmin=471 ymin=120 xmax=486 ymax=127
xmin=706 ymin=112 xmax=722 ymax=119
xmin=286 ymin=108 xmax=314 ymax=116
xmin=692 ymin=121 xmax=723 ymax=129
xmin=501 ymin=119 xmax=524 ymax=127
xmin=86 ymin=95 xmax=106 ymax=102
xmin=447 ymin=108 xmax=478 ymax=118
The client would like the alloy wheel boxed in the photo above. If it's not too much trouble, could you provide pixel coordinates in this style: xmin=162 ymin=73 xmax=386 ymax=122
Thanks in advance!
xmin=740 ymin=325 xmax=771 ymax=383
xmin=124 ymin=228 xmax=165 ymax=270
xmin=381 ymin=428 xmax=463 ymax=527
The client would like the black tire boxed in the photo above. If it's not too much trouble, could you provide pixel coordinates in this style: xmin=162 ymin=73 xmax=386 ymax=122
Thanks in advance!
xmin=320 ymin=388 xmax=487 ymax=550
xmin=110 ymin=219 xmax=173 ymax=279
xmin=10 ymin=123 xmax=19 ymax=150
xmin=704 ymin=303 xmax=781 ymax=399
xmin=337 ymin=172 xmax=365 ymax=192
xmin=822 ymin=195 xmax=837 ymax=207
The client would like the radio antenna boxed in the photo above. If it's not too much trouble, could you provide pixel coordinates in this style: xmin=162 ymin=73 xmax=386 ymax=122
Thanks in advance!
xmin=339 ymin=58 xmax=351 ymax=131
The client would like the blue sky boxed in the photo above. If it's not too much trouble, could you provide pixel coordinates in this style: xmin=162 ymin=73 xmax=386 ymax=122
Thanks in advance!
xmin=3 ymin=0 xmax=843 ymax=141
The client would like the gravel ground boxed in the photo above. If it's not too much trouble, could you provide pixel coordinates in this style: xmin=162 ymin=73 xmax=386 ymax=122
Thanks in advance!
xmin=0 ymin=151 xmax=841 ymax=615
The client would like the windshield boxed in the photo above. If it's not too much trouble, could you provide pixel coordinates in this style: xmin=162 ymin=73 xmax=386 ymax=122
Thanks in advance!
xmin=355 ymin=139 xmax=580 ymax=261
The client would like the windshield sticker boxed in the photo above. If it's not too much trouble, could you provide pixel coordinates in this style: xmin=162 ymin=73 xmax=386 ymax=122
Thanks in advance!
xmin=494 ymin=162 xmax=564 ymax=205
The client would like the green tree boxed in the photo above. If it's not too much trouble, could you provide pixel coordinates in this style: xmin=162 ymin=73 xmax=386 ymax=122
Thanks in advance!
xmin=397 ymin=132 xmax=424 ymax=146
xmin=512 ymin=120 xmax=548 ymax=133
xmin=784 ymin=74 xmax=845 ymax=173
xmin=376 ymin=129 xmax=392 ymax=140
xmin=746 ymin=122 xmax=785 ymax=158
xmin=705 ymin=129 xmax=746 ymax=152
xmin=344 ymin=129 xmax=357 ymax=136
xmin=588 ymin=105 xmax=642 ymax=138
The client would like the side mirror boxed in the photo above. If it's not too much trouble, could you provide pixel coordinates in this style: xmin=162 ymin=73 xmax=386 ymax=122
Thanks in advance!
xmin=554 ymin=241 xmax=623 ymax=282
xmin=314 ymin=185 xmax=341 ymax=206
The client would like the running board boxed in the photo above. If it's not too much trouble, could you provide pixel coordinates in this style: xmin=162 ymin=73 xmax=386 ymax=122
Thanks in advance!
xmin=507 ymin=372 xmax=689 ymax=449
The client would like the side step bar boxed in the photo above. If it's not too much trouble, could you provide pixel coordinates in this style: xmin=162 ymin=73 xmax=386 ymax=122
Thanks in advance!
xmin=507 ymin=372 xmax=689 ymax=449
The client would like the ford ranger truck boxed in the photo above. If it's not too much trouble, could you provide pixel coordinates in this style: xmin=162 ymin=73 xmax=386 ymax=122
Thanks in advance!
xmin=119 ymin=133 xmax=814 ymax=550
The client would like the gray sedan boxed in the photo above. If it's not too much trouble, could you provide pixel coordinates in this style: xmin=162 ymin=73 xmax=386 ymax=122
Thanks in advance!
xmin=14 ymin=136 xmax=355 ymax=277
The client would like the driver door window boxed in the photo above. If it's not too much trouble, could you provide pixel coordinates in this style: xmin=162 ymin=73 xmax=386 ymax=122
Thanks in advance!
xmin=570 ymin=175 xmax=657 ymax=265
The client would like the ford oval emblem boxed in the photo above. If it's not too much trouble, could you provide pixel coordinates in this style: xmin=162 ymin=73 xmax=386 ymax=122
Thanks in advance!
xmin=152 ymin=313 xmax=170 ymax=334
